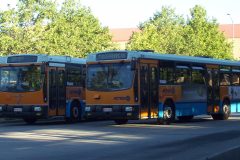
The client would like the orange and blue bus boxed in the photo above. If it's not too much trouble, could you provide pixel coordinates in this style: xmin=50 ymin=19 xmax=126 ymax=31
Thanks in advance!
xmin=0 ymin=57 xmax=4 ymax=63
xmin=0 ymin=54 xmax=86 ymax=123
xmin=85 ymin=50 xmax=240 ymax=124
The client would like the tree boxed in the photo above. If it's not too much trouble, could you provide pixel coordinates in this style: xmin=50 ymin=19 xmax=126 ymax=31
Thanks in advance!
xmin=183 ymin=5 xmax=232 ymax=59
xmin=127 ymin=7 xmax=185 ymax=54
xmin=0 ymin=0 xmax=57 ymax=55
xmin=0 ymin=0 xmax=114 ymax=57
xmin=41 ymin=0 xmax=113 ymax=57
xmin=127 ymin=5 xmax=233 ymax=59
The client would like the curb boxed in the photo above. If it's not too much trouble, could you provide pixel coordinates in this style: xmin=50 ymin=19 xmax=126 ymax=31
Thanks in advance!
xmin=0 ymin=118 xmax=22 ymax=123
xmin=206 ymin=146 xmax=240 ymax=160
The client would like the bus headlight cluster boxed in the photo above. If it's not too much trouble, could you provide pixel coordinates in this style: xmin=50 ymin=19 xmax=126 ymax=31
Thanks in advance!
xmin=125 ymin=106 xmax=133 ymax=112
xmin=34 ymin=106 xmax=42 ymax=112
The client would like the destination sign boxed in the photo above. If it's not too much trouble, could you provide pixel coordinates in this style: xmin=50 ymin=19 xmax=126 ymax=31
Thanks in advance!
xmin=7 ymin=55 xmax=38 ymax=63
xmin=96 ymin=52 xmax=128 ymax=61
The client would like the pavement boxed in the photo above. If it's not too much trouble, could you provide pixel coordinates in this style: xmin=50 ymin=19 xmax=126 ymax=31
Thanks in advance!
xmin=0 ymin=115 xmax=240 ymax=160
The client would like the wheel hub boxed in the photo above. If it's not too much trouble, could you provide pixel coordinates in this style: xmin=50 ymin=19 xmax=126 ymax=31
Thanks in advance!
xmin=223 ymin=104 xmax=229 ymax=114
xmin=164 ymin=107 xmax=172 ymax=119
xmin=73 ymin=107 xmax=79 ymax=118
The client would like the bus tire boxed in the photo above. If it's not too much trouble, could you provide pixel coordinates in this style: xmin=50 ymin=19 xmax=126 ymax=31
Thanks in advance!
xmin=158 ymin=100 xmax=175 ymax=125
xmin=23 ymin=117 xmax=37 ymax=124
xmin=178 ymin=116 xmax=194 ymax=122
xmin=66 ymin=101 xmax=81 ymax=123
xmin=211 ymin=114 xmax=220 ymax=120
xmin=114 ymin=119 xmax=128 ymax=125
xmin=211 ymin=101 xmax=230 ymax=120
xmin=219 ymin=101 xmax=231 ymax=120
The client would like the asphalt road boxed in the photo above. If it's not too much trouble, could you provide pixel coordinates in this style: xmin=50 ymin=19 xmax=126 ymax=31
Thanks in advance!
xmin=0 ymin=115 xmax=240 ymax=160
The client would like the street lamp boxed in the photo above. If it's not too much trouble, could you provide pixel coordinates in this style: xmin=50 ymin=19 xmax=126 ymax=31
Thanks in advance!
xmin=227 ymin=13 xmax=235 ymax=43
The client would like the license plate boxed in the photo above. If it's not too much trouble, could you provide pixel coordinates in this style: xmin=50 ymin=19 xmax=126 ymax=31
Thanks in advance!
xmin=14 ymin=108 xmax=22 ymax=112
xmin=103 ymin=108 xmax=112 ymax=112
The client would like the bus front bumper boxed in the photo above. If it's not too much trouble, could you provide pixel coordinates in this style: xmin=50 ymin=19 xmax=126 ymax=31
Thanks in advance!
xmin=84 ymin=105 xmax=139 ymax=120
xmin=0 ymin=105 xmax=48 ymax=118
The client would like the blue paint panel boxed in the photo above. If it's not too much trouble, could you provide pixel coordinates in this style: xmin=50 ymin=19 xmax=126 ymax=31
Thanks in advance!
xmin=158 ymin=102 xmax=207 ymax=118
xmin=158 ymin=100 xmax=240 ymax=117
xmin=65 ymin=100 xmax=71 ymax=118
xmin=231 ymin=102 xmax=237 ymax=112
xmin=80 ymin=100 xmax=86 ymax=118
xmin=231 ymin=101 xmax=240 ymax=113
xmin=158 ymin=103 xmax=164 ymax=118
xmin=175 ymin=102 xmax=207 ymax=116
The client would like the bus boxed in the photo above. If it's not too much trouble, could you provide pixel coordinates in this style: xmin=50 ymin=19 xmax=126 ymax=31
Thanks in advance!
xmin=0 ymin=57 xmax=4 ymax=63
xmin=0 ymin=54 xmax=86 ymax=123
xmin=85 ymin=50 xmax=240 ymax=124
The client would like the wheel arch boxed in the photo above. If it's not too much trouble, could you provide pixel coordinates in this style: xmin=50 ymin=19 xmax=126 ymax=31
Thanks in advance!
xmin=66 ymin=99 xmax=81 ymax=118
xmin=164 ymin=98 xmax=175 ymax=108
xmin=222 ymin=96 xmax=230 ymax=105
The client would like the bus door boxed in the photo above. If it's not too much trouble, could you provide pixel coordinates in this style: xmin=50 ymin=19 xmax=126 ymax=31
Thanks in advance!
xmin=48 ymin=67 xmax=66 ymax=117
xmin=139 ymin=60 xmax=158 ymax=119
xmin=207 ymin=67 xmax=220 ymax=113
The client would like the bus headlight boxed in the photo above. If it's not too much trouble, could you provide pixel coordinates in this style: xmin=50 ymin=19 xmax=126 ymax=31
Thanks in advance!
xmin=34 ymin=106 xmax=42 ymax=112
xmin=125 ymin=106 xmax=133 ymax=112
xmin=0 ymin=106 xmax=2 ymax=111
xmin=85 ymin=107 xmax=91 ymax=112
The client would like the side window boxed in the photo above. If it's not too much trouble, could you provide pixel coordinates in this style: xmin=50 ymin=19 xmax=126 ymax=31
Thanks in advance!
xmin=232 ymin=73 xmax=240 ymax=85
xmin=159 ymin=67 xmax=174 ymax=84
xmin=220 ymin=66 xmax=231 ymax=86
xmin=220 ymin=73 xmax=230 ymax=86
xmin=232 ymin=67 xmax=240 ymax=86
xmin=175 ymin=66 xmax=190 ymax=84
xmin=192 ymin=67 xmax=205 ymax=84
xmin=67 ymin=65 xmax=83 ymax=86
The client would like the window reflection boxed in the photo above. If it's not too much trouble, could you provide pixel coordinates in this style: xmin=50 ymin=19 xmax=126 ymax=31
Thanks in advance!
xmin=0 ymin=66 xmax=43 ymax=92
xmin=87 ymin=63 xmax=134 ymax=91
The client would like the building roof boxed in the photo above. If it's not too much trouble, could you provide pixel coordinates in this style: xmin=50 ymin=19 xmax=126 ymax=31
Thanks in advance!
xmin=109 ymin=28 xmax=140 ymax=42
xmin=110 ymin=24 xmax=240 ymax=42
xmin=219 ymin=24 xmax=240 ymax=38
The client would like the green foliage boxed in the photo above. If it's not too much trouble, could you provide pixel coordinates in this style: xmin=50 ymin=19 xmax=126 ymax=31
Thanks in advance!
xmin=127 ymin=7 xmax=185 ymax=54
xmin=0 ymin=0 xmax=114 ymax=57
xmin=127 ymin=5 xmax=233 ymax=59
xmin=183 ymin=5 xmax=232 ymax=59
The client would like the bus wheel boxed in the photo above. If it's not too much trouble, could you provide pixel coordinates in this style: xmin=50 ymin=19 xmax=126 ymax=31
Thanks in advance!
xmin=114 ymin=119 xmax=128 ymax=125
xmin=221 ymin=102 xmax=231 ymax=120
xmin=211 ymin=114 xmax=220 ymax=120
xmin=66 ymin=102 xmax=81 ymax=123
xmin=23 ymin=117 xmax=37 ymax=124
xmin=178 ymin=116 xmax=194 ymax=122
xmin=211 ymin=101 xmax=230 ymax=120
xmin=158 ymin=101 xmax=175 ymax=125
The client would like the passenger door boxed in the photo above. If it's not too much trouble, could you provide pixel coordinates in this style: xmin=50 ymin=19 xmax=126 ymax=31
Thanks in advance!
xmin=139 ymin=60 xmax=159 ymax=119
xmin=207 ymin=67 xmax=220 ymax=113
xmin=48 ymin=67 xmax=66 ymax=117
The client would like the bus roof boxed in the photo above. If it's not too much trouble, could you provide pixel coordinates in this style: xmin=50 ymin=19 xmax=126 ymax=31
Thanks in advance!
xmin=0 ymin=57 xmax=5 ymax=64
xmin=87 ymin=50 xmax=240 ymax=67
xmin=1 ymin=54 xmax=86 ymax=64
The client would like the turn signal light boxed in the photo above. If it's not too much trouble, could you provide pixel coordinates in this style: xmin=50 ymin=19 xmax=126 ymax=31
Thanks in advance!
xmin=214 ymin=106 xmax=220 ymax=113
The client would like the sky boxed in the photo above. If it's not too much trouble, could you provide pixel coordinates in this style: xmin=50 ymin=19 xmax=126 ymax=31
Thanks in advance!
xmin=0 ymin=0 xmax=239 ymax=28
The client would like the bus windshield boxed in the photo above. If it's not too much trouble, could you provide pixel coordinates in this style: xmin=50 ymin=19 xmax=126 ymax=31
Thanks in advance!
xmin=0 ymin=66 xmax=43 ymax=92
xmin=87 ymin=63 xmax=134 ymax=91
